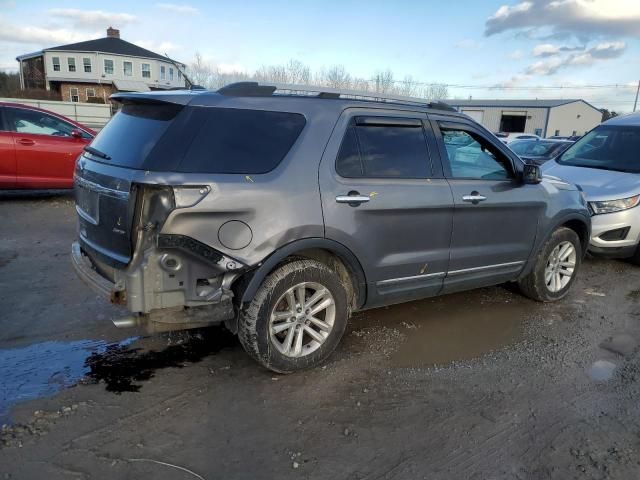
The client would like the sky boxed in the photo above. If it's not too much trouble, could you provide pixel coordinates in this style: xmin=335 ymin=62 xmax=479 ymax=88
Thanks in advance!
xmin=1 ymin=0 xmax=639 ymax=111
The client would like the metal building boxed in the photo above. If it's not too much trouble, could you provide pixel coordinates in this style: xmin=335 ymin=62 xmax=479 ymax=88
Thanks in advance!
xmin=446 ymin=99 xmax=602 ymax=138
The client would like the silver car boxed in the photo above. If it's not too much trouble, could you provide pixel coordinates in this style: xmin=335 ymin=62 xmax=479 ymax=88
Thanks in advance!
xmin=543 ymin=112 xmax=640 ymax=261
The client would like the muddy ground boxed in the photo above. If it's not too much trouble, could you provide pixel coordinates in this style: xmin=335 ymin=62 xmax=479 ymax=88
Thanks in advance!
xmin=1 ymin=191 xmax=640 ymax=480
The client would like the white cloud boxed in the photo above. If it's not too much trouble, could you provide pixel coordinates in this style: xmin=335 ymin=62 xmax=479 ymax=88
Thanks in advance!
xmin=486 ymin=0 xmax=640 ymax=39
xmin=48 ymin=9 xmax=137 ymax=29
xmin=0 ymin=20 xmax=99 ymax=45
xmin=455 ymin=39 xmax=482 ymax=50
xmin=136 ymin=40 xmax=180 ymax=54
xmin=526 ymin=41 xmax=626 ymax=75
xmin=156 ymin=3 xmax=199 ymax=15
xmin=533 ymin=43 xmax=560 ymax=57
xmin=525 ymin=57 xmax=564 ymax=75
xmin=507 ymin=49 xmax=524 ymax=60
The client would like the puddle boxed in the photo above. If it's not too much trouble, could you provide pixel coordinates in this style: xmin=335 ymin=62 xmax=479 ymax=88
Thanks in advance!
xmin=84 ymin=327 xmax=237 ymax=393
xmin=0 ymin=327 xmax=236 ymax=423
xmin=589 ymin=360 xmax=617 ymax=382
xmin=353 ymin=290 xmax=533 ymax=367
xmin=0 ymin=337 xmax=137 ymax=423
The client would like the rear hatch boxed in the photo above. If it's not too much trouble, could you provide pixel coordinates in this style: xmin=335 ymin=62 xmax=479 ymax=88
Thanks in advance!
xmin=75 ymin=97 xmax=188 ymax=267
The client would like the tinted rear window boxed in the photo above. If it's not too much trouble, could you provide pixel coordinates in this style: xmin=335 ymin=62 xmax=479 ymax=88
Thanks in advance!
xmin=88 ymin=104 xmax=306 ymax=174
xmin=89 ymin=103 xmax=182 ymax=168
xmin=176 ymin=108 xmax=306 ymax=174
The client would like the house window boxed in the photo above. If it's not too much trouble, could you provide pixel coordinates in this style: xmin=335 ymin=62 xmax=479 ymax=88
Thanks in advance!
xmin=572 ymin=130 xmax=577 ymax=136
xmin=169 ymin=67 xmax=174 ymax=81
xmin=534 ymin=128 xmax=542 ymax=136
xmin=52 ymin=57 xmax=60 ymax=72
xmin=141 ymin=63 xmax=151 ymax=78
xmin=86 ymin=88 xmax=96 ymax=99
xmin=178 ymin=70 xmax=182 ymax=79
xmin=70 ymin=87 xmax=79 ymax=102
xmin=104 ymin=59 xmax=114 ymax=75
xmin=68 ymin=58 xmax=76 ymax=72
xmin=555 ymin=130 xmax=560 ymax=136
xmin=123 ymin=61 xmax=133 ymax=76
xmin=83 ymin=58 xmax=91 ymax=73
xmin=160 ymin=65 xmax=166 ymax=80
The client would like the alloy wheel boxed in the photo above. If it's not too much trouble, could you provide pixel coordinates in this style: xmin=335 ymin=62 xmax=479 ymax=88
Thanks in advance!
xmin=544 ymin=241 xmax=577 ymax=293
xmin=269 ymin=282 xmax=336 ymax=357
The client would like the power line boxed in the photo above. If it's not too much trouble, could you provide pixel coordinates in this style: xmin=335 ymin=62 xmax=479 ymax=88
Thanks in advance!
xmin=371 ymin=78 xmax=637 ymax=90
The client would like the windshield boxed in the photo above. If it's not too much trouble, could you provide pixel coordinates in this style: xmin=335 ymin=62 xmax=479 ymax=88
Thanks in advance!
xmin=510 ymin=140 xmax=567 ymax=158
xmin=556 ymin=125 xmax=640 ymax=173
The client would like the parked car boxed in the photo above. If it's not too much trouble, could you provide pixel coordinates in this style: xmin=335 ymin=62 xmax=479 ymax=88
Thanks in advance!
xmin=71 ymin=82 xmax=590 ymax=372
xmin=498 ymin=132 xmax=541 ymax=144
xmin=508 ymin=139 xmax=574 ymax=165
xmin=543 ymin=112 xmax=640 ymax=262
xmin=0 ymin=102 xmax=95 ymax=189
xmin=549 ymin=135 xmax=582 ymax=141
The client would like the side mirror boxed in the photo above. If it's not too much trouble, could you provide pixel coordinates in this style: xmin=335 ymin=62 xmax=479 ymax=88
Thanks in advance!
xmin=71 ymin=128 xmax=83 ymax=139
xmin=522 ymin=163 xmax=542 ymax=184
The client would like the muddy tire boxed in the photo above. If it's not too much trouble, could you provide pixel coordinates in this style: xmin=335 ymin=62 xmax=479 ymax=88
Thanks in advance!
xmin=238 ymin=259 xmax=349 ymax=373
xmin=518 ymin=227 xmax=582 ymax=302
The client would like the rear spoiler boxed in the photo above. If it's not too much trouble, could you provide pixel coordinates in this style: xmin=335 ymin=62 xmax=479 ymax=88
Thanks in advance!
xmin=110 ymin=89 xmax=208 ymax=106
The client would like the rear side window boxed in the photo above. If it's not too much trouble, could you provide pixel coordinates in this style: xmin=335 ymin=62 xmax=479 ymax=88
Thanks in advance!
xmin=336 ymin=119 xmax=430 ymax=178
xmin=177 ymin=109 xmax=305 ymax=174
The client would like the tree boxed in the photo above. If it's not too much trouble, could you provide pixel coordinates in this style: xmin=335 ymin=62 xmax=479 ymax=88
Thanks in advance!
xmin=600 ymin=108 xmax=619 ymax=122
xmin=189 ymin=52 xmax=213 ymax=88
xmin=422 ymin=83 xmax=449 ymax=101
xmin=373 ymin=69 xmax=394 ymax=93
xmin=0 ymin=71 xmax=20 ymax=96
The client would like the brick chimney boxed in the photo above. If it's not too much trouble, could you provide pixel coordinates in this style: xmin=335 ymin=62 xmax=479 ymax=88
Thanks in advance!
xmin=106 ymin=27 xmax=120 ymax=39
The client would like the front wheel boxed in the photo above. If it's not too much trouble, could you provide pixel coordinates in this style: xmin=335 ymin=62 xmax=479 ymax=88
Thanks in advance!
xmin=518 ymin=227 xmax=582 ymax=302
xmin=238 ymin=259 xmax=349 ymax=373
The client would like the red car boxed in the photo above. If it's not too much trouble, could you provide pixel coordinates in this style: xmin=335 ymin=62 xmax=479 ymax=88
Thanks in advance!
xmin=0 ymin=102 xmax=96 ymax=189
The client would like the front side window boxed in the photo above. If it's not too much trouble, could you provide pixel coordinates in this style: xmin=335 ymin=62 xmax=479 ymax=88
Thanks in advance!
xmin=8 ymin=107 xmax=76 ymax=136
xmin=70 ymin=88 xmax=79 ymax=102
xmin=104 ymin=59 xmax=114 ymax=75
xmin=52 ymin=57 xmax=60 ymax=72
xmin=169 ymin=68 xmax=174 ymax=81
xmin=141 ymin=63 xmax=151 ymax=78
xmin=123 ymin=61 xmax=133 ymax=76
xmin=336 ymin=119 xmax=430 ymax=178
xmin=557 ymin=125 xmax=640 ymax=173
xmin=67 ymin=57 xmax=76 ymax=72
xmin=83 ymin=57 xmax=91 ymax=73
xmin=440 ymin=125 xmax=513 ymax=180
xmin=160 ymin=65 xmax=166 ymax=80
xmin=86 ymin=88 xmax=96 ymax=99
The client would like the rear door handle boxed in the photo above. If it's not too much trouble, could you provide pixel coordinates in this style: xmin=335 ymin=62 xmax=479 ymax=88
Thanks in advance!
xmin=336 ymin=193 xmax=370 ymax=205
xmin=462 ymin=193 xmax=487 ymax=203
xmin=17 ymin=138 xmax=35 ymax=146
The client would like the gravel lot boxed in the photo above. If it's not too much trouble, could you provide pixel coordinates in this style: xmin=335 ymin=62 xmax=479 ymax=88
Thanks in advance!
xmin=1 ymin=191 xmax=640 ymax=480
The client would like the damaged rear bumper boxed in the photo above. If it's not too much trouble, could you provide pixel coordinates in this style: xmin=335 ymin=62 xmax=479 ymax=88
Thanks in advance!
xmin=71 ymin=240 xmax=243 ymax=327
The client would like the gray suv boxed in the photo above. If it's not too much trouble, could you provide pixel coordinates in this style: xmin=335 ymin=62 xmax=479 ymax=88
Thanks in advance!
xmin=71 ymin=82 xmax=591 ymax=372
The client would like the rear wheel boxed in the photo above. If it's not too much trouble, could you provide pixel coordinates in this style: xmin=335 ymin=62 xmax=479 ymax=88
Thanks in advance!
xmin=238 ymin=259 xmax=349 ymax=373
xmin=518 ymin=227 xmax=582 ymax=302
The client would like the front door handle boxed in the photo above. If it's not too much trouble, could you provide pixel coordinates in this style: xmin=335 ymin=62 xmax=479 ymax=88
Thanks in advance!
xmin=17 ymin=138 xmax=35 ymax=146
xmin=336 ymin=192 xmax=370 ymax=206
xmin=462 ymin=192 xmax=487 ymax=204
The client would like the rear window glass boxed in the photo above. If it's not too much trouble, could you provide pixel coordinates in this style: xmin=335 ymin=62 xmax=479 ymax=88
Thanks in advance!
xmin=336 ymin=121 xmax=430 ymax=178
xmin=88 ymin=105 xmax=305 ymax=174
xmin=89 ymin=103 xmax=181 ymax=167
xmin=177 ymin=108 xmax=305 ymax=174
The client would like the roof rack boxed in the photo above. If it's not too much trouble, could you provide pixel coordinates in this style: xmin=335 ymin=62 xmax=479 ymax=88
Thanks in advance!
xmin=217 ymin=82 xmax=457 ymax=112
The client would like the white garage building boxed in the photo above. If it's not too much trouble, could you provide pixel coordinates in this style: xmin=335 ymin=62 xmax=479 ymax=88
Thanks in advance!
xmin=446 ymin=99 xmax=602 ymax=138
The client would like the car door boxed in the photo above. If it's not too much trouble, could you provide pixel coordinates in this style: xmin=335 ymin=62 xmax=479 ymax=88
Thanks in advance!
xmin=7 ymin=107 xmax=86 ymax=189
xmin=319 ymin=108 xmax=454 ymax=308
xmin=0 ymin=107 xmax=16 ymax=188
xmin=431 ymin=117 xmax=545 ymax=293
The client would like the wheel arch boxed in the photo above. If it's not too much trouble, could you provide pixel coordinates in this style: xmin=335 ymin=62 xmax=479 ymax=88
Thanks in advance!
xmin=230 ymin=238 xmax=367 ymax=331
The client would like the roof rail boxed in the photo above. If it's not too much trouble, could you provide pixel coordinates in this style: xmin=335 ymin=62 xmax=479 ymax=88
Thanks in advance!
xmin=216 ymin=82 xmax=457 ymax=111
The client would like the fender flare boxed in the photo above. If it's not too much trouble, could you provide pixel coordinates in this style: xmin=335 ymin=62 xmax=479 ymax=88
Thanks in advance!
xmin=237 ymin=237 xmax=367 ymax=309
xmin=519 ymin=211 xmax=591 ymax=278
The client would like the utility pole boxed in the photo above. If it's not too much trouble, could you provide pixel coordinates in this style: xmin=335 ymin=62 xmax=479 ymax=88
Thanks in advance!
xmin=634 ymin=80 xmax=640 ymax=112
